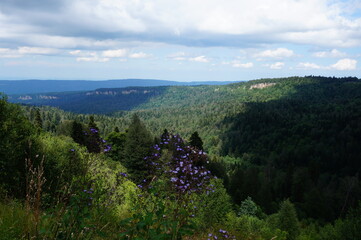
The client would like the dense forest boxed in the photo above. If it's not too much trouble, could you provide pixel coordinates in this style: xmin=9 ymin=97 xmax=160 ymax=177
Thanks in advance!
xmin=1 ymin=76 xmax=361 ymax=239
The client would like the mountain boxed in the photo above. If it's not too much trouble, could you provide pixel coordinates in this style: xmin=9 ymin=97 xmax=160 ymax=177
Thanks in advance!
xmin=0 ymin=79 xmax=236 ymax=95
xmin=18 ymin=76 xmax=361 ymax=221
xmin=10 ymin=86 xmax=169 ymax=114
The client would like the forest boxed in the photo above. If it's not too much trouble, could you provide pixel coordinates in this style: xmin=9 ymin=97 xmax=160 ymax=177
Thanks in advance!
xmin=1 ymin=76 xmax=361 ymax=239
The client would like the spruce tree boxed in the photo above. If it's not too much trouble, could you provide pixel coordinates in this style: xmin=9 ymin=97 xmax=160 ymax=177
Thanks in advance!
xmin=34 ymin=108 xmax=43 ymax=129
xmin=189 ymin=131 xmax=203 ymax=150
xmin=123 ymin=114 xmax=153 ymax=182
xmin=71 ymin=120 xmax=84 ymax=145
xmin=85 ymin=116 xmax=101 ymax=153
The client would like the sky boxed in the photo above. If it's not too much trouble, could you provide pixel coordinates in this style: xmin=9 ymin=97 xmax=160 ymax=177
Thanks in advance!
xmin=0 ymin=0 xmax=360 ymax=81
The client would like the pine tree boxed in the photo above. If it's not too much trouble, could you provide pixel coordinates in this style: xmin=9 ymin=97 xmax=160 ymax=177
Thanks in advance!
xmin=34 ymin=108 xmax=43 ymax=129
xmin=189 ymin=131 xmax=203 ymax=150
xmin=71 ymin=120 xmax=84 ymax=145
xmin=106 ymin=131 xmax=127 ymax=162
xmin=85 ymin=116 xmax=101 ymax=153
xmin=123 ymin=114 xmax=153 ymax=182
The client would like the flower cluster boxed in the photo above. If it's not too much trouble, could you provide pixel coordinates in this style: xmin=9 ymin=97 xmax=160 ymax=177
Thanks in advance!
xmin=207 ymin=229 xmax=236 ymax=240
xmin=90 ymin=128 xmax=98 ymax=133
xmin=82 ymin=188 xmax=94 ymax=206
xmin=144 ymin=132 xmax=214 ymax=195
xmin=83 ymin=127 xmax=112 ymax=153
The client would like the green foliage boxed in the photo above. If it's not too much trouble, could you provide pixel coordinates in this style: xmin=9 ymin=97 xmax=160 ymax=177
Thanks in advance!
xmin=238 ymin=196 xmax=264 ymax=218
xmin=106 ymin=130 xmax=127 ymax=162
xmin=36 ymin=133 xmax=87 ymax=204
xmin=0 ymin=201 xmax=32 ymax=240
xmin=194 ymin=178 xmax=233 ymax=228
xmin=2 ymin=77 xmax=361 ymax=239
xmin=123 ymin=114 xmax=153 ymax=182
xmin=277 ymin=199 xmax=300 ymax=240
xmin=0 ymin=94 xmax=35 ymax=198
xmin=224 ymin=211 xmax=287 ymax=240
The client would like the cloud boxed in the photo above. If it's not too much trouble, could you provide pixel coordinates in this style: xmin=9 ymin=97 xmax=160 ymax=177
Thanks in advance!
xmin=70 ymin=49 xmax=152 ymax=62
xmin=313 ymin=49 xmax=347 ymax=58
xmin=330 ymin=58 xmax=357 ymax=70
xmin=69 ymin=50 xmax=110 ymax=62
xmin=0 ymin=46 xmax=59 ymax=58
xmin=296 ymin=59 xmax=358 ymax=70
xmin=168 ymin=52 xmax=187 ymax=61
xmin=232 ymin=62 xmax=253 ymax=68
xmin=269 ymin=62 xmax=285 ymax=69
xmin=76 ymin=56 xmax=109 ymax=62
xmin=18 ymin=47 xmax=59 ymax=55
xmin=1 ymin=0 xmax=361 ymax=49
xmin=69 ymin=50 xmax=81 ymax=55
xmin=297 ymin=62 xmax=322 ymax=69
xmin=0 ymin=48 xmax=21 ymax=58
xmin=102 ymin=49 xmax=128 ymax=58
xmin=223 ymin=60 xmax=254 ymax=68
xmin=169 ymin=53 xmax=210 ymax=63
xmin=129 ymin=52 xmax=152 ymax=59
xmin=189 ymin=56 xmax=210 ymax=63
xmin=254 ymin=48 xmax=295 ymax=60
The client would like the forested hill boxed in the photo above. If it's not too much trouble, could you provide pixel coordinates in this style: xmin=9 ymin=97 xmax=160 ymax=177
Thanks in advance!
xmin=2 ymin=76 xmax=361 ymax=239
xmin=10 ymin=76 xmax=359 ymax=114
xmin=0 ymin=79 xmax=235 ymax=95
xmin=19 ymin=76 xmax=361 ymax=221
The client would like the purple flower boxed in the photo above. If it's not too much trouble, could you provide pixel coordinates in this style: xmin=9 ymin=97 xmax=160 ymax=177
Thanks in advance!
xmin=90 ymin=128 xmax=98 ymax=133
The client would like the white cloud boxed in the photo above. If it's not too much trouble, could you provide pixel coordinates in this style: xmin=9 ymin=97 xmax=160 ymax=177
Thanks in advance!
xmin=313 ymin=49 xmax=347 ymax=58
xmin=189 ymin=56 xmax=210 ymax=63
xmin=296 ymin=58 xmax=358 ymax=70
xmin=231 ymin=61 xmax=254 ymax=68
xmin=1 ymin=0 xmax=361 ymax=49
xmin=254 ymin=48 xmax=295 ymax=60
xmin=17 ymin=46 xmax=59 ymax=55
xmin=269 ymin=62 xmax=285 ymax=69
xmin=168 ymin=52 xmax=187 ymax=61
xmin=70 ymin=50 xmax=110 ymax=62
xmin=76 ymin=56 xmax=109 ymax=62
xmin=330 ymin=58 xmax=357 ymax=70
xmin=297 ymin=62 xmax=322 ymax=69
xmin=102 ymin=49 xmax=128 ymax=58
xmin=69 ymin=50 xmax=82 ymax=55
xmin=0 ymin=46 xmax=58 ymax=58
xmin=129 ymin=52 xmax=152 ymax=59
xmin=0 ymin=48 xmax=21 ymax=58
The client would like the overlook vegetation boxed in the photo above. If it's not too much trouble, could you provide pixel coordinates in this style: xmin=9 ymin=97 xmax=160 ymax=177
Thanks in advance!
xmin=1 ymin=76 xmax=361 ymax=239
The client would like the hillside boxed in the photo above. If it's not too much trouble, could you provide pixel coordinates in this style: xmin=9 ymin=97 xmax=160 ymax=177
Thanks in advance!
xmin=15 ymin=77 xmax=361 ymax=219
xmin=2 ymin=76 xmax=361 ymax=239
xmin=0 ymin=79 xmax=236 ymax=95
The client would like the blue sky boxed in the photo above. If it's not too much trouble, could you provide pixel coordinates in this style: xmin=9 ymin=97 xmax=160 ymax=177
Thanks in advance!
xmin=0 ymin=0 xmax=360 ymax=81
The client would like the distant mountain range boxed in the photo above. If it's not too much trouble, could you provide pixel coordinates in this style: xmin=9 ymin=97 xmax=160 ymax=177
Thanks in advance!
xmin=0 ymin=79 xmax=237 ymax=95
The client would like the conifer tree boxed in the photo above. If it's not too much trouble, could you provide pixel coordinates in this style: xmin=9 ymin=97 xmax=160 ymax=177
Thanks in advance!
xmin=189 ymin=131 xmax=203 ymax=150
xmin=34 ymin=108 xmax=43 ymax=129
xmin=85 ymin=116 xmax=101 ymax=153
xmin=71 ymin=120 xmax=84 ymax=145
xmin=123 ymin=114 xmax=153 ymax=182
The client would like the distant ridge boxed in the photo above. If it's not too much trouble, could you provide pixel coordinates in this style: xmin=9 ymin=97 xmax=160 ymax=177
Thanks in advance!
xmin=0 ymin=79 xmax=237 ymax=95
